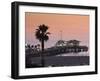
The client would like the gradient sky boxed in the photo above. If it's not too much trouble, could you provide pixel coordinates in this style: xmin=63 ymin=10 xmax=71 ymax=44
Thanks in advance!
xmin=25 ymin=12 xmax=89 ymax=48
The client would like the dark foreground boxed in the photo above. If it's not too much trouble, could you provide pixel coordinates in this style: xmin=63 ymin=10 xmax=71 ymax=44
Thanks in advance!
xmin=26 ymin=56 xmax=89 ymax=68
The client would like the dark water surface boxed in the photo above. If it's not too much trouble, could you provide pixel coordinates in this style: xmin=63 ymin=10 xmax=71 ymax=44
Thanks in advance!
xmin=26 ymin=55 xmax=89 ymax=68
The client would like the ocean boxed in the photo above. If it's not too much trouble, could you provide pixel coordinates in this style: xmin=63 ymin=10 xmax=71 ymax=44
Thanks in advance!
xmin=26 ymin=52 xmax=89 ymax=68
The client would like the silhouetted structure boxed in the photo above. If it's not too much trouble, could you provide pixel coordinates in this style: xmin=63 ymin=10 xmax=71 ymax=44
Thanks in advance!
xmin=67 ymin=40 xmax=80 ymax=46
xmin=55 ymin=40 xmax=66 ymax=46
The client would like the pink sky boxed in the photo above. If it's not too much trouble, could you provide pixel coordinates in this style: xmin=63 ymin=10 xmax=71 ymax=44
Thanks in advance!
xmin=25 ymin=12 xmax=89 ymax=48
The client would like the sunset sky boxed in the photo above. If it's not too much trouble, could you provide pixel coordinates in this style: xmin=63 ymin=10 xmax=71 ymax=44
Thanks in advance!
xmin=25 ymin=12 xmax=89 ymax=48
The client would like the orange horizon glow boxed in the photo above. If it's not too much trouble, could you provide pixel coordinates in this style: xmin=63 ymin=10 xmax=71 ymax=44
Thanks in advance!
xmin=25 ymin=12 xmax=89 ymax=48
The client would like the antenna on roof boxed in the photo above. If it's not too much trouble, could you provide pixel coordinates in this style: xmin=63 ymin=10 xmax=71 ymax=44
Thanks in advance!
xmin=60 ymin=30 xmax=62 ymax=40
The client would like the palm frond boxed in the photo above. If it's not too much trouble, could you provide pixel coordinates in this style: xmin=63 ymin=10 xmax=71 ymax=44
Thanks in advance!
xmin=35 ymin=24 xmax=50 ymax=42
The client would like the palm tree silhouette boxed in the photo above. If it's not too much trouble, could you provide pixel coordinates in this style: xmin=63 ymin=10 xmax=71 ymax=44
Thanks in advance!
xmin=35 ymin=24 xmax=50 ymax=66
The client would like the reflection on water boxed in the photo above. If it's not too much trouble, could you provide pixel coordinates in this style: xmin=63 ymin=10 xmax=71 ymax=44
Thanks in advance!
xmin=56 ymin=52 xmax=89 ymax=56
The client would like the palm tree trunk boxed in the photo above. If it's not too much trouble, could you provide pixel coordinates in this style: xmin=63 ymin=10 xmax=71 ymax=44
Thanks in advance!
xmin=41 ymin=39 xmax=45 ymax=67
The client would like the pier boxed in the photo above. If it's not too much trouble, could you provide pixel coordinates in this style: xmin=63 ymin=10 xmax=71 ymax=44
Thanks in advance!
xmin=25 ymin=39 xmax=88 ymax=68
xmin=26 ymin=45 xmax=88 ymax=57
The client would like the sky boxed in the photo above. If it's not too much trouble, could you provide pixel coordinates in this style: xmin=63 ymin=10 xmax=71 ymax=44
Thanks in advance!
xmin=25 ymin=12 xmax=89 ymax=48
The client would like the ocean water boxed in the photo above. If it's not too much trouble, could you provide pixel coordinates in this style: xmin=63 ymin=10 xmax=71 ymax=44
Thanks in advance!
xmin=56 ymin=52 xmax=89 ymax=56
xmin=26 ymin=52 xmax=89 ymax=68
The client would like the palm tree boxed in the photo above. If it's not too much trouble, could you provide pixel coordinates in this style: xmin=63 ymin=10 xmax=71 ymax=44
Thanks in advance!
xmin=35 ymin=24 xmax=50 ymax=66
